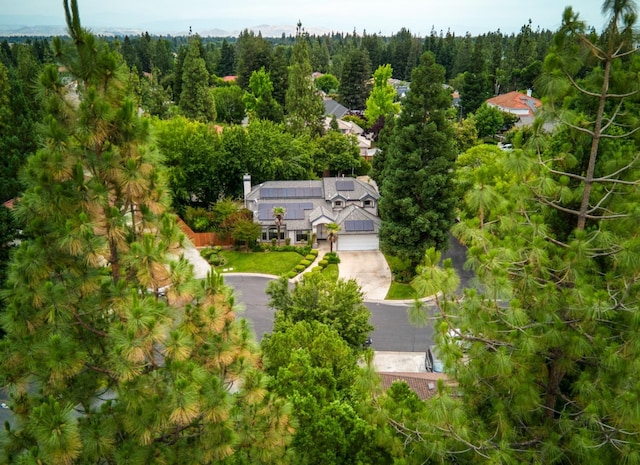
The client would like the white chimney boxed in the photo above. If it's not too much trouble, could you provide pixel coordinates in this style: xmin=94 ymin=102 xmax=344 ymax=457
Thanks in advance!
xmin=527 ymin=88 xmax=532 ymax=97
xmin=243 ymin=174 xmax=252 ymax=206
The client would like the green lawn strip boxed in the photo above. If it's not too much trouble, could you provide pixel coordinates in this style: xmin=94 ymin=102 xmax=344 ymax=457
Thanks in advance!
xmin=321 ymin=263 xmax=339 ymax=282
xmin=385 ymin=281 xmax=417 ymax=300
xmin=219 ymin=250 xmax=303 ymax=275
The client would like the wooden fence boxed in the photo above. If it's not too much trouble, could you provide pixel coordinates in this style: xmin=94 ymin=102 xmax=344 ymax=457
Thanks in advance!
xmin=176 ymin=217 xmax=233 ymax=248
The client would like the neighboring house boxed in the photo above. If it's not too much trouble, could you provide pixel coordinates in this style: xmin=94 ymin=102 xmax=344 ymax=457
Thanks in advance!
xmin=324 ymin=116 xmax=364 ymax=136
xmin=378 ymin=372 xmax=453 ymax=400
xmin=323 ymin=98 xmax=349 ymax=119
xmin=486 ymin=90 xmax=542 ymax=126
xmin=244 ymin=175 xmax=381 ymax=251
xmin=323 ymin=117 xmax=373 ymax=158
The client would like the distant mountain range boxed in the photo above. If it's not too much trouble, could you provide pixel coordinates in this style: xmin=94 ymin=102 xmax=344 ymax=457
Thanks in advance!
xmin=0 ymin=20 xmax=334 ymax=38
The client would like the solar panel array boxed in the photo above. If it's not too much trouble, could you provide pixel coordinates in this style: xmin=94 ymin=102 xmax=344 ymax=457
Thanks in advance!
xmin=258 ymin=203 xmax=314 ymax=221
xmin=336 ymin=180 xmax=355 ymax=191
xmin=344 ymin=219 xmax=375 ymax=232
xmin=261 ymin=187 xmax=323 ymax=199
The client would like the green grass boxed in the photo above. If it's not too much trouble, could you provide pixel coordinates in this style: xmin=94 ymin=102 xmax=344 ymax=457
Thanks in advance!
xmin=219 ymin=250 xmax=304 ymax=275
xmin=322 ymin=263 xmax=339 ymax=282
xmin=385 ymin=281 xmax=417 ymax=300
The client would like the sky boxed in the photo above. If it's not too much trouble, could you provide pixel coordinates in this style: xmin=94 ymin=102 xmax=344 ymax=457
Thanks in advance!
xmin=3 ymin=0 xmax=609 ymax=36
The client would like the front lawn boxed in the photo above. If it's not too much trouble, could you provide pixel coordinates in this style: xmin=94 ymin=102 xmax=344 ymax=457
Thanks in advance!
xmin=385 ymin=281 xmax=417 ymax=300
xmin=219 ymin=250 xmax=303 ymax=275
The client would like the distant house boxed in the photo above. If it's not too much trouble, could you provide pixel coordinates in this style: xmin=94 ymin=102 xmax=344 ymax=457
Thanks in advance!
xmin=323 ymin=98 xmax=349 ymax=119
xmin=323 ymin=117 xmax=373 ymax=159
xmin=222 ymin=75 xmax=237 ymax=83
xmin=486 ymin=90 xmax=542 ymax=126
xmin=378 ymin=372 xmax=453 ymax=400
xmin=244 ymin=175 xmax=381 ymax=251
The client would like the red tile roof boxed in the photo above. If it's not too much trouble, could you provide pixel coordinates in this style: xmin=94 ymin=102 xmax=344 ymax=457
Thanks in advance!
xmin=486 ymin=91 xmax=541 ymax=116
xmin=222 ymin=75 xmax=237 ymax=82
xmin=2 ymin=198 xmax=15 ymax=209
xmin=379 ymin=372 xmax=455 ymax=400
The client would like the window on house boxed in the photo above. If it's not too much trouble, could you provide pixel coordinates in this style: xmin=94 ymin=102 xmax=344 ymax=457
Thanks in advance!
xmin=261 ymin=227 xmax=285 ymax=241
xmin=364 ymin=200 xmax=373 ymax=207
xmin=295 ymin=230 xmax=309 ymax=243
xmin=334 ymin=200 xmax=343 ymax=207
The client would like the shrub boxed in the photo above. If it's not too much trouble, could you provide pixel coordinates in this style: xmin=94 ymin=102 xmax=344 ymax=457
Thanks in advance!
xmin=285 ymin=237 xmax=291 ymax=245
xmin=318 ymin=259 xmax=328 ymax=267
xmin=294 ymin=264 xmax=305 ymax=272
xmin=309 ymin=249 xmax=319 ymax=256
xmin=305 ymin=254 xmax=316 ymax=261
xmin=312 ymin=266 xmax=323 ymax=272
xmin=386 ymin=254 xmax=414 ymax=283
xmin=287 ymin=271 xmax=298 ymax=279
xmin=208 ymin=255 xmax=227 ymax=267
xmin=200 ymin=248 xmax=217 ymax=260
xmin=300 ymin=259 xmax=311 ymax=267
xmin=325 ymin=252 xmax=340 ymax=264
xmin=271 ymin=238 xmax=277 ymax=246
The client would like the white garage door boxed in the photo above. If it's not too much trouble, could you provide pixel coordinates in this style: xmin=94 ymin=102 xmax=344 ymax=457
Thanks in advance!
xmin=337 ymin=234 xmax=379 ymax=251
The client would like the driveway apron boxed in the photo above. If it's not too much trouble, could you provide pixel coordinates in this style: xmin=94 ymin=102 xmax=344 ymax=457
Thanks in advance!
xmin=337 ymin=251 xmax=392 ymax=301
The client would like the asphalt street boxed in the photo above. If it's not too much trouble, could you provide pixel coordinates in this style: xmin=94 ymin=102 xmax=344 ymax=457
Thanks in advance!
xmin=223 ymin=274 xmax=434 ymax=352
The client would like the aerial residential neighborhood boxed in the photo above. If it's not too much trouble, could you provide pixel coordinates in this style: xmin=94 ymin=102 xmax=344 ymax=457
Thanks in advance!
xmin=0 ymin=0 xmax=638 ymax=463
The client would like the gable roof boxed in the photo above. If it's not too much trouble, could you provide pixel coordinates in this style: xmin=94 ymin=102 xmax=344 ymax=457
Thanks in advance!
xmin=323 ymin=98 xmax=349 ymax=118
xmin=245 ymin=177 xmax=379 ymax=232
xmin=334 ymin=204 xmax=380 ymax=233
xmin=486 ymin=91 xmax=541 ymax=116
xmin=322 ymin=177 xmax=378 ymax=202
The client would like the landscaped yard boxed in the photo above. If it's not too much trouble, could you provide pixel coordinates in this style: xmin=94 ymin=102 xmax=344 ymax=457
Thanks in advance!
xmin=219 ymin=250 xmax=304 ymax=275
xmin=385 ymin=281 xmax=417 ymax=300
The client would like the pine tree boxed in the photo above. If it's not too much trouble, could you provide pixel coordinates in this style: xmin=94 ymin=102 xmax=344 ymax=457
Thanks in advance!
xmin=0 ymin=3 xmax=292 ymax=463
xmin=404 ymin=2 xmax=640 ymax=463
xmin=377 ymin=51 xmax=457 ymax=268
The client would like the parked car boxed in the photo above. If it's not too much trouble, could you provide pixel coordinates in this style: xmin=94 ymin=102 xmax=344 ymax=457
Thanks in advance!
xmin=425 ymin=345 xmax=445 ymax=373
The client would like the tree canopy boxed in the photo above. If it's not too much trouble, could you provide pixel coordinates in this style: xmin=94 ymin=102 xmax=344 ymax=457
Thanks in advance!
xmin=0 ymin=3 xmax=292 ymax=463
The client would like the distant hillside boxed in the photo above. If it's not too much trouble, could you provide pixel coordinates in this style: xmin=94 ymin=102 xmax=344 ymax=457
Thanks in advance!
xmin=0 ymin=21 xmax=333 ymax=38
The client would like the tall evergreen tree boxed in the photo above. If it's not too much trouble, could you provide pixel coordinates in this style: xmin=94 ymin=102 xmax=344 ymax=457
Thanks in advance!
xmin=269 ymin=45 xmax=289 ymax=107
xmin=285 ymin=25 xmax=324 ymax=136
xmin=216 ymin=38 xmax=236 ymax=77
xmin=402 ymin=1 xmax=640 ymax=463
xmin=179 ymin=37 xmax=216 ymax=122
xmin=235 ymin=30 xmax=272 ymax=90
xmin=339 ymin=47 xmax=371 ymax=110
xmin=0 ymin=3 xmax=292 ymax=463
xmin=377 ymin=51 xmax=457 ymax=268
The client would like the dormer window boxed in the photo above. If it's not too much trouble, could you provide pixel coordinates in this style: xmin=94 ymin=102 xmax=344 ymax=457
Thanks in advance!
xmin=334 ymin=200 xmax=343 ymax=208
xmin=364 ymin=200 xmax=373 ymax=207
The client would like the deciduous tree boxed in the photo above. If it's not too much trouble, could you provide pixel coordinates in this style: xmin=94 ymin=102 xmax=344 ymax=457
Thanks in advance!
xmin=364 ymin=64 xmax=400 ymax=124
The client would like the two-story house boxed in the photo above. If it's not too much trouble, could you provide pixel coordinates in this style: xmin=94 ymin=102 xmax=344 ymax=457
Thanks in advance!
xmin=243 ymin=175 xmax=381 ymax=251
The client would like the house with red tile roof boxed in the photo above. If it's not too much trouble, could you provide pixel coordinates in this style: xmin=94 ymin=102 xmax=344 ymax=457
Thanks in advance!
xmin=378 ymin=372 xmax=455 ymax=400
xmin=486 ymin=90 xmax=542 ymax=126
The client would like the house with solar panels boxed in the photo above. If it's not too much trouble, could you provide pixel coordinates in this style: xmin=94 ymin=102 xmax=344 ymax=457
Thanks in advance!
xmin=243 ymin=175 xmax=381 ymax=251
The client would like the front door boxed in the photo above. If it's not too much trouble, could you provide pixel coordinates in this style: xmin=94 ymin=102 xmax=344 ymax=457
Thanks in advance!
xmin=316 ymin=224 xmax=327 ymax=240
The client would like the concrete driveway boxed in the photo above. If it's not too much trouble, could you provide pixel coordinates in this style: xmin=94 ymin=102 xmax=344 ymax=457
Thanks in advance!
xmin=338 ymin=250 xmax=392 ymax=301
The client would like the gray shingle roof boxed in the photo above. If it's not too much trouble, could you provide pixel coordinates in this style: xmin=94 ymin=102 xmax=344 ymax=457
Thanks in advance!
xmin=245 ymin=177 xmax=379 ymax=233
